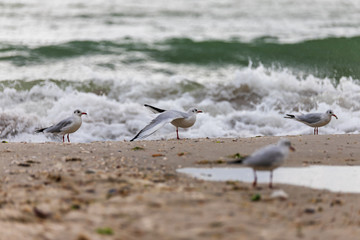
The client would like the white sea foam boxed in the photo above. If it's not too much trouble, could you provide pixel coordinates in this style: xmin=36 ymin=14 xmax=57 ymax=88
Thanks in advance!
xmin=1 ymin=65 xmax=359 ymax=142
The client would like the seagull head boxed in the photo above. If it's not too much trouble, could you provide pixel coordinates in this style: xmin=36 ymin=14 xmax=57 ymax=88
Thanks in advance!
xmin=74 ymin=109 xmax=87 ymax=117
xmin=326 ymin=109 xmax=338 ymax=119
xmin=278 ymin=138 xmax=295 ymax=152
xmin=188 ymin=107 xmax=203 ymax=114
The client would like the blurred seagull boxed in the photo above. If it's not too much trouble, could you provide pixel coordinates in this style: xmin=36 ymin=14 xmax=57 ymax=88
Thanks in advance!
xmin=229 ymin=139 xmax=295 ymax=188
xmin=36 ymin=109 xmax=87 ymax=142
xmin=130 ymin=104 xmax=202 ymax=141
xmin=285 ymin=109 xmax=338 ymax=135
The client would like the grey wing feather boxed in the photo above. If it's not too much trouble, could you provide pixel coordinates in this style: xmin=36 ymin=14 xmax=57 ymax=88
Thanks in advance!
xmin=44 ymin=118 xmax=73 ymax=133
xmin=297 ymin=113 xmax=322 ymax=124
xmin=243 ymin=146 xmax=284 ymax=167
xmin=169 ymin=110 xmax=190 ymax=118
xmin=130 ymin=111 xmax=184 ymax=141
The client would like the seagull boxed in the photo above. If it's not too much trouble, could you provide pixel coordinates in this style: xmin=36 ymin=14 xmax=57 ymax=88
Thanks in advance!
xmin=130 ymin=104 xmax=202 ymax=141
xmin=229 ymin=139 xmax=295 ymax=188
xmin=284 ymin=109 xmax=338 ymax=135
xmin=36 ymin=109 xmax=87 ymax=142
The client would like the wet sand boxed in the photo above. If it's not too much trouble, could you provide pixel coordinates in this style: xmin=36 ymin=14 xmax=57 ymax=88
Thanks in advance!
xmin=1 ymin=134 xmax=360 ymax=240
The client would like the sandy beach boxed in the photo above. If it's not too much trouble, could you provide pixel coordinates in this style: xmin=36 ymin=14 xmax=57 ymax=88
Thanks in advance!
xmin=2 ymin=1 xmax=360 ymax=239
xmin=0 ymin=134 xmax=359 ymax=240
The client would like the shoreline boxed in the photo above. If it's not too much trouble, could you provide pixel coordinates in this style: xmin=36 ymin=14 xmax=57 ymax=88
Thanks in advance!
xmin=1 ymin=134 xmax=360 ymax=239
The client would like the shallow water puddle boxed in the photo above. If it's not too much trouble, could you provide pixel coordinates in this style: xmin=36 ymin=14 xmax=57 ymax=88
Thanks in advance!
xmin=177 ymin=166 xmax=360 ymax=193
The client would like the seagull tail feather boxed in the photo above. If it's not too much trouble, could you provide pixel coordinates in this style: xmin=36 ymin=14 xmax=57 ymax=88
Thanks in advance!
xmin=35 ymin=128 xmax=47 ymax=133
xmin=227 ymin=159 xmax=245 ymax=164
xmin=284 ymin=114 xmax=295 ymax=119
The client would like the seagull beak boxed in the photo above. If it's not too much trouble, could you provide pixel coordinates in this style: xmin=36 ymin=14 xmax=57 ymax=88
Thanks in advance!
xmin=289 ymin=146 xmax=295 ymax=152
xmin=197 ymin=110 xmax=203 ymax=113
xmin=332 ymin=114 xmax=338 ymax=119
xmin=82 ymin=112 xmax=87 ymax=115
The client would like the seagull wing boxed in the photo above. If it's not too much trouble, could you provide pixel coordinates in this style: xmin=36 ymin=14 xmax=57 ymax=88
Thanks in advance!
xmin=43 ymin=117 xmax=74 ymax=133
xmin=296 ymin=113 xmax=322 ymax=124
xmin=131 ymin=111 xmax=184 ymax=141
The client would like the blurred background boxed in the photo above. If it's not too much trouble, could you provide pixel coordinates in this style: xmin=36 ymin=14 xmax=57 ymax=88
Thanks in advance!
xmin=1 ymin=0 xmax=360 ymax=142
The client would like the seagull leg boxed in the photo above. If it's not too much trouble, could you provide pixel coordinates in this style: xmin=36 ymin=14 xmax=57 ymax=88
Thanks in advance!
xmin=176 ymin=127 xmax=180 ymax=140
xmin=314 ymin=127 xmax=319 ymax=135
xmin=252 ymin=169 xmax=257 ymax=188
xmin=67 ymin=134 xmax=70 ymax=142
xmin=62 ymin=135 xmax=65 ymax=143
xmin=269 ymin=170 xmax=273 ymax=188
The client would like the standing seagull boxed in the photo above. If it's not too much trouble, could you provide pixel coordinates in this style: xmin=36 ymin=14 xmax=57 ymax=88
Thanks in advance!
xmin=285 ymin=109 xmax=338 ymax=135
xmin=130 ymin=104 xmax=202 ymax=141
xmin=229 ymin=139 xmax=295 ymax=188
xmin=36 ymin=109 xmax=87 ymax=142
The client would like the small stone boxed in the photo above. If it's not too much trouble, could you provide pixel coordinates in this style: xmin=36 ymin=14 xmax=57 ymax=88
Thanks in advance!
xmin=330 ymin=199 xmax=343 ymax=207
xmin=17 ymin=163 xmax=31 ymax=167
xmin=270 ymin=190 xmax=289 ymax=200
xmin=304 ymin=208 xmax=316 ymax=214
xmin=152 ymin=154 xmax=164 ymax=157
xmin=33 ymin=206 xmax=52 ymax=219
xmin=85 ymin=169 xmax=96 ymax=174
xmin=65 ymin=157 xmax=83 ymax=162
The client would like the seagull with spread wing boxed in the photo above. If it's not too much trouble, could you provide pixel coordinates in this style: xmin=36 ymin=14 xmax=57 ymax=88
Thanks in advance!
xmin=130 ymin=104 xmax=202 ymax=141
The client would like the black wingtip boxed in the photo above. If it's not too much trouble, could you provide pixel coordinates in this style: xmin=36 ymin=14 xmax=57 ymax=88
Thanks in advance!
xmin=144 ymin=104 xmax=166 ymax=113
xmin=130 ymin=130 xmax=142 ymax=142
xmin=130 ymin=134 xmax=137 ymax=141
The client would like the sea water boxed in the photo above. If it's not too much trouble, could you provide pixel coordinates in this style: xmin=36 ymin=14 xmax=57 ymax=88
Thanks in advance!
xmin=1 ymin=0 xmax=360 ymax=142
xmin=178 ymin=166 xmax=360 ymax=193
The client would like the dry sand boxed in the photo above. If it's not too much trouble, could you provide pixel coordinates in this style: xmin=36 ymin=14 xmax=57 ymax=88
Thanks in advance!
xmin=0 ymin=134 xmax=360 ymax=240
